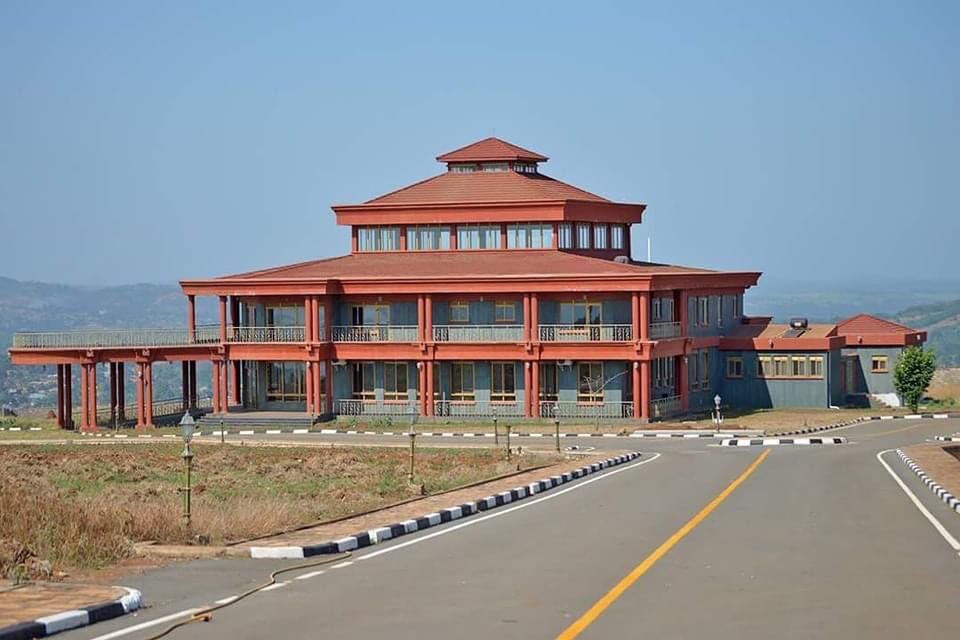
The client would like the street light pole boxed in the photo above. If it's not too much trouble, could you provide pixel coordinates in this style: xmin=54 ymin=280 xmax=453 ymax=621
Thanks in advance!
xmin=179 ymin=412 xmax=195 ymax=528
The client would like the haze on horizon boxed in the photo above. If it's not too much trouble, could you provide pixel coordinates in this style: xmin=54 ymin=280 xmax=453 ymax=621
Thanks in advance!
xmin=0 ymin=1 xmax=957 ymax=287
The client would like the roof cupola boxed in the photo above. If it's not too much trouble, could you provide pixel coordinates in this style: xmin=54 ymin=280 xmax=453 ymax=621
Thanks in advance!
xmin=436 ymin=137 xmax=548 ymax=174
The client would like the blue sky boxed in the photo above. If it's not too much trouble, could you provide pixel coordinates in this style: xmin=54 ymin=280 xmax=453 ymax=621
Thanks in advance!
xmin=0 ymin=1 xmax=957 ymax=286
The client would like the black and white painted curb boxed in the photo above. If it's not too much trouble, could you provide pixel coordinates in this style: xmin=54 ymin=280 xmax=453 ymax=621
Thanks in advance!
xmin=896 ymin=449 xmax=960 ymax=515
xmin=934 ymin=435 xmax=960 ymax=442
xmin=868 ymin=413 xmax=959 ymax=421
xmin=0 ymin=426 xmax=44 ymax=432
xmin=78 ymin=429 xmax=757 ymax=440
xmin=771 ymin=418 xmax=865 ymax=437
xmin=249 ymin=451 xmax=644 ymax=559
xmin=0 ymin=587 xmax=141 ymax=640
xmin=720 ymin=437 xmax=846 ymax=447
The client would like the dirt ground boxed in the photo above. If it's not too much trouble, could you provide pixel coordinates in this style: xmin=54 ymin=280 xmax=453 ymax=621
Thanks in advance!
xmin=0 ymin=443 xmax=558 ymax=577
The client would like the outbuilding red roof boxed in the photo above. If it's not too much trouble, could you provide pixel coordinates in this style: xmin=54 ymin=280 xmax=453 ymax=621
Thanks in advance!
xmin=365 ymin=170 xmax=609 ymax=205
xmin=437 ymin=137 xmax=548 ymax=163
xmin=835 ymin=314 xmax=915 ymax=335
xmin=216 ymin=251 xmax=716 ymax=282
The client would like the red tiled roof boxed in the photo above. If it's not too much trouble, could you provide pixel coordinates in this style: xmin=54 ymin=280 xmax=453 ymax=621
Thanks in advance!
xmin=726 ymin=321 xmax=838 ymax=340
xmin=365 ymin=171 xmax=609 ymax=205
xmin=437 ymin=137 xmax=548 ymax=163
xmin=835 ymin=314 xmax=915 ymax=335
xmin=220 ymin=251 xmax=714 ymax=282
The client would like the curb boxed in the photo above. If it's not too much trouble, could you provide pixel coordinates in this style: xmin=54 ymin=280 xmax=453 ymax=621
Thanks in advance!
xmin=77 ymin=429 xmax=757 ymax=440
xmin=0 ymin=427 xmax=43 ymax=432
xmin=896 ymin=449 xmax=960 ymax=515
xmin=249 ymin=451 xmax=644 ymax=559
xmin=720 ymin=437 xmax=846 ymax=447
xmin=868 ymin=413 xmax=958 ymax=421
xmin=0 ymin=587 xmax=141 ymax=640
xmin=934 ymin=435 xmax=960 ymax=442
xmin=770 ymin=418 xmax=865 ymax=437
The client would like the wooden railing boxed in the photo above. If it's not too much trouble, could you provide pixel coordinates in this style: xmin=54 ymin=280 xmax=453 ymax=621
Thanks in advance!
xmin=432 ymin=325 xmax=524 ymax=342
xmin=538 ymin=325 xmax=632 ymax=342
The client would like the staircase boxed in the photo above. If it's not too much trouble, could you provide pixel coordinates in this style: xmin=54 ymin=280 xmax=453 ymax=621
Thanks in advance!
xmin=195 ymin=412 xmax=318 ymax=430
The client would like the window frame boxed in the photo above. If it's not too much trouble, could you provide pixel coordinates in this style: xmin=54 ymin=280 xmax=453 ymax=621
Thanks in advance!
xmin=490 ymin=362 xmax=517 ymax=402
xmin=791 ymin=356 xmax=807 ymax=377
xmin=809 ymin=356 xmax=824 ymax=378
xmin=449 ymin=301 xmax=470 ymax=324
xmin=450 ymin=362 xmax=476 ymax=402
xmin=558 ymin=223 xmax=573 ymax=249
xmin=352 ymin=362 xmax=376 ymax=401
xmin=383 ymin=362 xmax=408 ymax=401
xmin=611 ymin=224 xmax=625 ymax=250
xmin=494 ymin=301 xmax=516 ymax=323
xmin=576 ymin=223 xmax=591 ymax=249
xmin=577 ymin=362 xmax=604 ymax=404
xmin=726 ymin=355 xmax=744 ymax=379
xmin=593 ymin=223 xmax=608 ymax=249
xmin=871 ymin=355 xmax=889 ymax=373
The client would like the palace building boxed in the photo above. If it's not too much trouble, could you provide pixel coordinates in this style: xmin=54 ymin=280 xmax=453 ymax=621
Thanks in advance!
xmin=9 ymin=137 xmax=926 ymax=430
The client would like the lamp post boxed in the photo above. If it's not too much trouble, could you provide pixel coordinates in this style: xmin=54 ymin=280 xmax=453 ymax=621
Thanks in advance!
xmin=179 ymin=412 xmax=195 ymax=527
xmin=408 ymin=406 xmax=418 ymax=482
xmin=554 ymin=413 xmax=561 ymax=453
xmin=713 ymin=394 xmax=723 ymax=432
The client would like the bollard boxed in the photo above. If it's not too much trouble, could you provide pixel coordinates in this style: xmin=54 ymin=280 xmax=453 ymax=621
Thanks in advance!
xmin=554 ymin=417 xmax=561 ymax=453
xmin=408 ymin=431 xmax=417 ymax=482
xmin=220 ymin=416 xmax=225 ymax=444
xmin=506 ymin=425 xmax=512 ymax=461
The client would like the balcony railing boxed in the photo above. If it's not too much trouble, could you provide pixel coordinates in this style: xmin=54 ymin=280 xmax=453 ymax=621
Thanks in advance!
xmin=229 ymin=326 xmax=305 ymax=343
xmin=336 ymin=399 xmax=418 ymax=417
xmin=539 ymin=401 xmax=634 ymax=419
xmin=649 ymin=321 xmax=682 ymax=340
xmin=651 ymin=395 xmax=682 ymax=419
xmin=433 ymin=400 xmax=525 ymax=418
xmin=80 ymin=396 xmax=213 ymax=427
xmin=538 ymin=325 xmax=632 ymax=343
xmin=432 ymin=325 xmax=524 ymax=343
xmin=12 ymin=325 xmax=221 ymax=349
xmin=331 ymin=325 xmax=419 ymax=343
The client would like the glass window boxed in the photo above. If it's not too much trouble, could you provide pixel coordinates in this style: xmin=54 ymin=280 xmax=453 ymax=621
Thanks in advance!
xmin=357 ymin=226 xmax=400 ymax=252
xmin=352 ymin=304 xmax=389 ymax=326
xmin=266 ymin=304 xmax=305 ymax=327
xmin=576 ymin=223 xmax=591 ymax=249
xmin=352 ymin=362 xmax=376 ymax=400
xmin=539 ymin=363 xmax=558 ymax=401
xmin=698 ymin=297 xmax=710 ymax=326
xmin=577 ymin=362 xmax=604 ymax=403
xmin=457 ymin=224 xmax=501 ymax=249
xmin=506 ymin=223 xmax=551 ymax=249
xmin=266 ymin=361 xmax=305 ymax=402
xmin=700 ymin=351 xmax=710 ymax=389
xmin=384 ymin=362 xmax=408 ymax=401
xmin=871 ymin=355 xmax=889 ymax=373
xmin=791 ymin=356 xmax=807 ymax=377
xmin=726 ymin=356 xmax=743 ymax=378
xmin=611 ymin=224 xmax=625 ymax=250
xmin=451 ymin=362 xmax=475 ymax=401
xmin=773 ymin=356 xmax=789 ymax=377
xmin=495 ymin=301 xmax=516 ymax=323
xmin=594 ymin=223 xmax=608 ymax=249
xmin=558 ymin=223 xmax=573 ymax=249
xmin=809 ymin=356 xmax=824 ymax=378
xmin=758 ymin=356 xmax=772 ymax=378
xmin=450 ymin=302 xmax=469 ymax=323
xmin=560 ymin=301 xmax=602 ymax=326
xmin=407 ymin=225 xmax=450 ymax=251
xmin=491 ymin=362 xmax=516 ymax=402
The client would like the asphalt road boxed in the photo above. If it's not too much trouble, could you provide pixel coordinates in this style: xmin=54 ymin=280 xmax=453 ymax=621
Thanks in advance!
xmin=61 ymin=418 xmax=960 ymax=640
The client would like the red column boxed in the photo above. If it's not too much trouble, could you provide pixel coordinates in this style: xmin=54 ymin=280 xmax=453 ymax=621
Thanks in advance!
xmin=117 ymin=362 xmax=125 ymax=421
xmin=417 ymin=295 xmax=425 ymax=343
xmin=56 ymin=365 xmax=65 ymax=427
xmin=218 ymin=296 xmax=228 ymax=343
xmin=639 ymin=292 xmax=649 ymax=342
xmin=523 ymin=362 xmax=532 ymax=417
xmin=631 ymin=293 xmax=640 ymax=343
xmin=531 ymin=360 xmax=540 ymax=418
xmin=109 ymin=362 xmax=117 ymax=426
xmin=79 ymin=364 xmax=89 ymax=430
xmin=324 ymin=360 xmax=333 ymax=414
xmin=64 ymin=364 xmax=73 ymax=429
xmin=640 ymin=360 xmax=651 ymax=421
xmin=232 ymin=361 xmax=241 ymax=406
xmin=136 ymin=363 xmax=145 ymax=427
xmin=500 ymin=224 xmax=507 ymax=249
xmin=552 ymin=223 xmax=559 ymax=249
xmin=522 ymin=294 xmax=531 ymax=342
xmin=303 ymin=361 xmax=314 ymax=414
xmin=449 ymin=225 xmax=458 ymax=250
xmin=531 ymin=293 xmax=539 ymax=343
xmin=89 ymin=363 xmax=98 ymax=430
xmin=220 ymin=361 xmax=229 ymax=414
xmin=321 ymin=298 xmax=333 ymax=342
xmin=418 ymin=362 xmax=427 ymax=416
xmin=187 ymin=295 xmax=196 ymax=342
xmin=144 ymin=362 xmax=154 ymax=428
xmin=399 ymin=226 xmax=407 ymax=251
xmin=426 ymin=362 xmax=435 ymax=416
xmin=351 ymin=227 xmax=358 ymax=253
xmin=425 ymin=295 xmax=433 ymax=343
xmin=678 ymin=355 xmax=689 ymax=412
xmin=212 ymin=361 xmax=221 ymax=414
xmin=677 ymin=290 xmax=688 ymax=337
xmin=304 ymin=296 xmax=313 ymax=343
xmin=181 ymin=361 xmax=190 ymax=411
xmin=632 ymin=362 xmax=641 ymax=420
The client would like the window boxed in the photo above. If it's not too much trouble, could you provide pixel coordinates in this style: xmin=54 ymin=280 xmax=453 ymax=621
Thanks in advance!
xmin=576 ymin=223 xmax=591 ymax=249
xmin=384 ymin=362 xmax=408 ymax=401
xmin=495 ymin=301 xmax=516 ymax=323
xmin=560 ymin=301 xmax=602 ymax=325
xmin=697 ymin=297 xmax=709 ymax=326
xmin=758 ymin=356 xmax=772 ymax=378
xmin=449 ymin=302 xmax=469 ymax=323
xmin=514 ymin=162 xmax=537 ymax=174
xmin=351 ymin=304 xmax=389 ymax=326
xmin=726 ymin=356 xmax=743 ymax=378
xmin=506 ymin=223 xmax=553 ymax=249
xmin=266 ymin=361 xmax=306 ymax=402
xmin=734 ymin=294 xmax=743 ymax=318
xmin=791 ymin=356 xmax=807 ymax=377
xmin=611 ymin=224 xmax=625 ymax=250
xmin=451 ymin=362 xmax=475 ymax=401
xmin=809 ymin=356 xmax=824 ymax=378
xmin=352 ymin=362 xmax=376 ymax=401
xmin=539 ymin=363 xmax=558 ymax=401
xmin=717 ymin=296 xmax=724 ymax=327
xmin=652 ymin=297 xmax=674 ymax=322
xmin=558 ymin=223 xmax=573 ymax=249
xmin=407 ymin=225 xmax=450 ymax=250
xmin=457 ymin=224 xmax=501 ymax=249
xmin=491 ymin=362 xmax=516 ymax=402
xmin=357 ymin=226 xmax=400 ymax=252
xmin=450 ymin=164 xmax=476 ymax=173
xmin=689 ymin=353 xmax=699 ymax=390
xmin=773 ymin=356 xmax=789 ymax=377
xmin=481 ymin=162 xmax=509 ymax=172
xmin=266 ymin=304 xmax=305 ymax=327
xmin=700 ymin=351 xmax=710 ymax=390
xmin=593 ymin=223 xmax=608 ymax=249
xmin=871 ymin=355 xmax=889 ymax=373
xmin=577 ymin=362 xmax=603 ymax=403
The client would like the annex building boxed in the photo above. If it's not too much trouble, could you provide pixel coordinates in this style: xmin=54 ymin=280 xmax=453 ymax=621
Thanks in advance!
xmin=9 ymin=138 xmax=926 ymax=430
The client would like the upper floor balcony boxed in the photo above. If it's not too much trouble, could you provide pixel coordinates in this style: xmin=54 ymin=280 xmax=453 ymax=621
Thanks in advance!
xmin=432 ymin=324 xmax=524 ymax=342
xmin=538 ymin=324 xmax=632 ymax=342
xmin=331 ymin=325 xmax=419 ymax=343
xmin=12 ymin=325 xmax=221 ymax=350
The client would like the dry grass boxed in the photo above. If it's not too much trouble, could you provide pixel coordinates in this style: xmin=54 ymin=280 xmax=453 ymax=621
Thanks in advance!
xmin=0 ymin=444 xmax=550 ymax=575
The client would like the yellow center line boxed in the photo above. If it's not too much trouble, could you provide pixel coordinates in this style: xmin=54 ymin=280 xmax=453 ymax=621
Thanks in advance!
xmin=555 ymin=449 xmax=771 ymax=640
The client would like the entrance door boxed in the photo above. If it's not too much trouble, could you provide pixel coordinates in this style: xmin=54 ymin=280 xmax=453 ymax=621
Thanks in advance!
xmin=844 ymin=357 xmax=857 ymax=394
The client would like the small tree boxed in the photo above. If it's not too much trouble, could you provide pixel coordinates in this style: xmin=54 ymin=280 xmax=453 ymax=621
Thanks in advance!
xmin=893 ymin=346 xmax=936 ymax=412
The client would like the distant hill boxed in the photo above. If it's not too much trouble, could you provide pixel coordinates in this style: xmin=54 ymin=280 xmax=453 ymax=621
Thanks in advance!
xmin=0 ymin=277 xmax=216 ymax=408
xmin=889 ymin=299 xmax=960 ymax=366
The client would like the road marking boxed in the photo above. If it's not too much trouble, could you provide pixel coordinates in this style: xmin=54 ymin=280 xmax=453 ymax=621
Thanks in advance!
xmin=875 ymin=449 xmax=960 ymax=553
xmin=260 ymin=580 xmax=289 ymax=592
xmin=330 ymin=561 xmax=353 ymax=569
xmin=87 ymin=608 xmax=205 ymax=640
xmin=555 ymin=449 xmax=770 ymax=640
xmin=214 ymin=596 xmax=238 ymax=604
xmin=865 ymin=423 xmax=931 ymax=438
xmin=295 ymin=570 xmax=326 ymax=580
xmin=356 ymin=453 xmax=661 ymax=562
